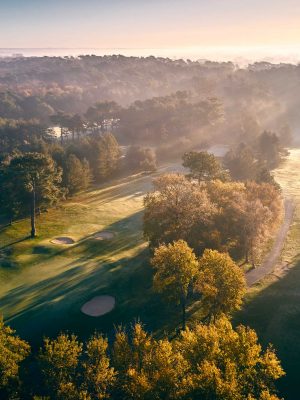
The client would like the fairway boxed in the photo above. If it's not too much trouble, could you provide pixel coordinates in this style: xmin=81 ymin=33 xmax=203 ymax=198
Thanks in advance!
xmin=236 ymin=148 xmax=300 ymax=400
xmin=0 ymin=164 xmax=184 ymax=346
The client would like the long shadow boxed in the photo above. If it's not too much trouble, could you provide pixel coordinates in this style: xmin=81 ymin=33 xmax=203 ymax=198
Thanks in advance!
xmin=0 ymin=245 xmax=178 ymax=351
xmin=0 ymin=209 xmax=183 ymax=349
xmin=235 ymin=258 xmax=300 ymax=400
xmin=0 ymin=209 xmax=144 ymax=270
xmin=0 ymin=235 xmax=30 ymax=250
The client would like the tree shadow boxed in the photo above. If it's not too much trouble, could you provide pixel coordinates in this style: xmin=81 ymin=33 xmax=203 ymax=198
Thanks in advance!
xmin=234 ymin=257 xmax=300 ymax=400
xmin=0 ymin=210 xmax=181 ymax=349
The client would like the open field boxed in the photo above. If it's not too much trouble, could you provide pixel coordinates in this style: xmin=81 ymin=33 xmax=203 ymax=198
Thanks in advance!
xmin=236 ymin=148 xmax=300 ymax=400
xmin=0 ymin=164 xmax=185 ymax=347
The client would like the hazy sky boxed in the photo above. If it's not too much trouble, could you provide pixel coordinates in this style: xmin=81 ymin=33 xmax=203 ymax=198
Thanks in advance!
xmin=1 ymin=0 xmax=300 ymax=49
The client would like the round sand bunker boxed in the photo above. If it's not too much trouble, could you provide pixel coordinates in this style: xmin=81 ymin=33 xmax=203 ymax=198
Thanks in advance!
xmin=51 ymin=237 xmax=75 ymax=245
xmin=94 ymin=231 xmax=114 ymax=240
xmin=81 ymin=295 xmax=116 ymax=317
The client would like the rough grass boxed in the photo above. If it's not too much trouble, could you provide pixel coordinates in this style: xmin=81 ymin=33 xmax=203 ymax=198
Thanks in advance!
xmin=0 ymin=165 xmax=185 ymax=348
xmin=235 ymin=148 xmax=300 ymax=400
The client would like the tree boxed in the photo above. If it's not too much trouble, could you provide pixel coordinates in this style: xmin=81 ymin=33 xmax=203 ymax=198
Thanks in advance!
xmin=182 ymin=151 xmax=228 ymax=183
xmin=195 ymin=249 xmax=246 ymax=320
xmin=4 ymin=153 xmax=63 ymax=237
xmin=112 ymin=323 xmax=188 ymax=400
xmin=125 ymin=146 xmax=157 ymax=173
xmin=39 ymin=334 xmax=83 ymax=400
xmin=144 ymin=174 xmax=216 ymax=252
xmin=177 ymin=316 xmax=284 ymax=400
xmin=224 ymin=144 xmax=258 ymax=181
xmin=257 ymin=131 xmax=282 ymax=169
xmin=81 ymin=334 xmax=116 ymax=400
xmin=0 ymin=317 xmax=30 ymax=398
xmin=92 ymin=133 xmax=121 ymax=181
xmin=151 ymin=240 xmax=199 ymax=329
xmin=64 ymin=154 xmax=91 ymax=195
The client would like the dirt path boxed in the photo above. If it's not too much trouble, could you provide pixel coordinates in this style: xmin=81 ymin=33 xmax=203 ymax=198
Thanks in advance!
xmin=246 ymin=199 xmax=295 ymax=286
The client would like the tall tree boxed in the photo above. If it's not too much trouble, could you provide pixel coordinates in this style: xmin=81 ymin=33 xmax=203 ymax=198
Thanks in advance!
xmin=151 ymin=240 xmax=199 ymax=329
xmin=4 ymin=153 xmax=63 ymax=237
xmin=64 ymin=154 xmax=91 ymax=195
xmin=95 ymin=133 xmax=121 ymax=181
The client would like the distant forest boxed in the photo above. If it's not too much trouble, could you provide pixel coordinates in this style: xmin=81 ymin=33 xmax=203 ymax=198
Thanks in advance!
xmin=0 ymin=55 xmax=298 ymax=149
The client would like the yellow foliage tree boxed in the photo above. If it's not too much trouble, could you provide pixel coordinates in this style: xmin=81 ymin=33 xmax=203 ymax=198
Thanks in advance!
xmin=151 ymin=240 xmax=199 ymax=329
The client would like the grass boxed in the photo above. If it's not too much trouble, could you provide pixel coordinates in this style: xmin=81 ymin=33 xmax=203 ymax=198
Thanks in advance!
xmin=235 ymin=148 xmax=300 ymax=400
xmin=0 ymin=166 xmax=184 ymax=348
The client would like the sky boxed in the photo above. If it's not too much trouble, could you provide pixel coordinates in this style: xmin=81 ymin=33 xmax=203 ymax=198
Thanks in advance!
xmin=1 ymin=0 xmax=300 ymax=51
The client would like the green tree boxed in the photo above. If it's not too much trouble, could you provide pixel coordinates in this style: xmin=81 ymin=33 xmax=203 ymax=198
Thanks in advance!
xmin=92 ymin=133 xmax=121 ymax=181
xmin=125 ymin=146 xmax=157 ymax=173
xmin=65 ymin=154 xmax=91 ymax=195
xmin=0 ymin=317 xmax=30 ymax=398
xmin=182 ymin=151 xmax=228 ymax=183
xmin=151 ymin=240 xmax=199 ymax=329
xmin=4 ymin=152 xmax=63 ymax=237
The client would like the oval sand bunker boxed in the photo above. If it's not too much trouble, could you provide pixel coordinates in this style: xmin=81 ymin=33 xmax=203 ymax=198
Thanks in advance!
xmin=81 ymin=295 xmax=116 ymax=317
xmin=94 ymin=231 xmax=114 ymax=240
xmin=51 ymin=237 xmax=75 ymax=245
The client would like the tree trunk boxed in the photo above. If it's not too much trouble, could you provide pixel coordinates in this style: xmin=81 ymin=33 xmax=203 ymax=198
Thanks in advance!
xmin=30 ymin=184 xmax=36 ymax=238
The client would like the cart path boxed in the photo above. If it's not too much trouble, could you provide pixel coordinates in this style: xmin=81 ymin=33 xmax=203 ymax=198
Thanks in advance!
xmin=246 ymin=198 xmax=295 ymax=286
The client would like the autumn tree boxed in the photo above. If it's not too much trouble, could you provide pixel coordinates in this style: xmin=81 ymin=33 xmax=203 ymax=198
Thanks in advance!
xmin=182 ymin=151 xmax=228 ymax=183
xmin=144 ymin=174 xmax=216 ymax=252
xmin=240 ymin=182 xmax=282 ymax=266
xmin=39 ymin=333 xmax=83 ymax=399
xmin=177 ymin=316 xmax=284 ymax=400
xmin=151 ymin=240 xmax=199 ymax=329
xmin=112 ymin=323 xmax=188 ymax=400
xmin=196 ymin=249 xmax=246 ymax=320
xmin=39 ymin=333 xmax=115 ymax=400
xmin=0 ymin=317 xmax=30 ymax=399
xmin=3 ymin=153 xmax=63 ymax=237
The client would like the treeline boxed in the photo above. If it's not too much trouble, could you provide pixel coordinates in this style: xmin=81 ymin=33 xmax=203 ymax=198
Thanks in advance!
xmin=0 ymin=129 xmax=156 ymax=235
xmin=0 ymin=56 xmax=297 ymax=146
xmin=0 ymin=242 xmax=285 ymax=400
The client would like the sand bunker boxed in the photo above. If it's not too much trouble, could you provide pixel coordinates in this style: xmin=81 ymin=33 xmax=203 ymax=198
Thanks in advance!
xmin=81 ymin=295 xmax=116 ymax=317
xmin=51 ymin=237 xmax=75 ymax=245
xmin=94 ymin=231 xmax=115 ymax=240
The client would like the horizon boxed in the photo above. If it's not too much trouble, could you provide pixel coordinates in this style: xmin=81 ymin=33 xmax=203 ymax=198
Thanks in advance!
xmin=2 ymin=44 xmax=300 ymax=66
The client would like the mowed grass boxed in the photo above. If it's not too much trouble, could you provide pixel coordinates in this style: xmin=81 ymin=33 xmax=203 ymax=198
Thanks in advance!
xmin=0 ymin=164 xmax=184 ymax=348
xmin=235 ymin=148 xmax=300 ymax=400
